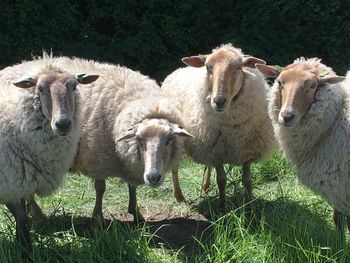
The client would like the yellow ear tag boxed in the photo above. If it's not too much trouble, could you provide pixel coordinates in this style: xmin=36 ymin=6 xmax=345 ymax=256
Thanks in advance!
xmin=319 ymin=71 xmax=329 ymax=78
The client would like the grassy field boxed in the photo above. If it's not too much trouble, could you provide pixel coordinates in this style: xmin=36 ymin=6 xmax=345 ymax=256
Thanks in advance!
xmin=0 ymin=150 xmax=349 ymax=262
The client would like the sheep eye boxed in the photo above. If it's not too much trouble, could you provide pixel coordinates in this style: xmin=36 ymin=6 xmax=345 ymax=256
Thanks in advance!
xmin=137 ymin=137 xmax=144 ymax=148
xmin=68 ymin=81 xmax=78 ymax=91
xmin=277 ymin=80 xmax=284 ymax=89
xmin=310 ymin=83 xmax=317 ymax=89
xmin=165 ymin=135 xmax=174 ymax=146
xmin=38 ymin=86 xmax=45 ymax=92
xmin=206 ymin=64 xmax=213 ymax=74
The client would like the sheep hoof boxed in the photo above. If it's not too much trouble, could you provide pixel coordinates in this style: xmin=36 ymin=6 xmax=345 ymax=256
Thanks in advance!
xmin=31 ymin=210 xmax=48 ymax=224
xmin=219 ymin=204 xmax=226 ymax=213
xmin=174 ymin=193 xmax=186 ymax=203
xmin=243 ymin=190 xmax=253 ymax=202
xmin=201 ymin=185 xmax=210 ymax=195
xmin=92 ymin=212 xmax=106 ymax=226
xmin=133 ymin=212 xmax=145 ymax=224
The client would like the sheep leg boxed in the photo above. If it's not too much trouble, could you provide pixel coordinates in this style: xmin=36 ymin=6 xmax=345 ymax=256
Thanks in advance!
xmin=6 ymin=199 xmax=32 ymax=250
xmin=333 ymin=208 xmax=341 ymax=229
xmin=128 ymin=184 xmax=145 ymax=223
xmin=216 ymin=165 xmax=227 ymax=212
xmin=201 ymin=166 xmax=212 ymax=194
xmin=242 ymin=162 xmax=253 ymax=197
xmin=172 ymin=166 xmax=185 ymax=202
xmin=333 ymin=208 xmax=350 ymax=232
xmin=26 ymin=195 xmax=48 ymax=223
xmin=92 ymin=179 xmax=106 ymax=221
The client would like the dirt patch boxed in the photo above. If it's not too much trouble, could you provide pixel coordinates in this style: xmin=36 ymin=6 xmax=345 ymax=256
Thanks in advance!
xmin=33 ymin=212 xmax=213 ymax=255
xmin=147 ymin=213 xmax=212 ymax=254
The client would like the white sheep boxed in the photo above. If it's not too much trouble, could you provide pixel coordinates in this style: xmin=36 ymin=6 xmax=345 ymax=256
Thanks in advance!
xmin=256 ymin=58 xmax=349 ymax=225
xmin=29 ymin=56 xmax=193 ymax=222
xmin=0 ymin=57 xmax=98 ymax=249
xmin=161 ymin=44 xmax=275 ymax=210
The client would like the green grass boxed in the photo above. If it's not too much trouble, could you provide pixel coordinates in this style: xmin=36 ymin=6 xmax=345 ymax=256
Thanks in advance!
xmin=0 ymin=149 xmax=349 ymax=262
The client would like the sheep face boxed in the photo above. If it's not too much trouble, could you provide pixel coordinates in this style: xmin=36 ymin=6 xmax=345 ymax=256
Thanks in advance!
xmin=117 ymin=119 xmax=193 ymax=187
xmin=182 ymin=46 xmax=265 ymax=113
xmin=256 ymin=63 xmax=345 ymax=127
xmin=14 ymin=71 xmax=99 ymax=136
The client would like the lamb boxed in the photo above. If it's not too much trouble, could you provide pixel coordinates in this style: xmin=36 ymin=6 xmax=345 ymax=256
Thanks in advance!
xmin=0 ymin=57 xmax=99 ymax=249
xmin=161 ymin=44 xmax=275 ymax=211
xmin=29 ymin=56 xmax=193 ymax=223
xmin=255 ymin=58 xmax=349 ymax=226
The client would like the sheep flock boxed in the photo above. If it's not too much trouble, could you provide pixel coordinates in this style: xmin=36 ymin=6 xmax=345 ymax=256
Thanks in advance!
xmin=0 ymin=44 xmax=350 ymax=251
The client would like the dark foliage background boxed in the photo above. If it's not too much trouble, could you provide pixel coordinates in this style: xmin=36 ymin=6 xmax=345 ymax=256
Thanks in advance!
xmin=1 ymin=0 xmax=350 ymax=81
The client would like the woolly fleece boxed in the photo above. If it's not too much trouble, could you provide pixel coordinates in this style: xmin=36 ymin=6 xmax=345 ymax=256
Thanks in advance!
xmin=161 ymin=45 xmax=275 ymax=167
xmin=50 ymin=57 xmax=185 ymax=186
xmin=269 ymin=58 xmax=350 ymax=215
xmin=0 ymin=60 xmax=82 ymax=204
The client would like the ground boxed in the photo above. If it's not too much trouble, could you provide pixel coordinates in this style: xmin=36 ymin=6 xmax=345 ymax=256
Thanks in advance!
xmin=0 ymin=150 xmax=349 ymax=262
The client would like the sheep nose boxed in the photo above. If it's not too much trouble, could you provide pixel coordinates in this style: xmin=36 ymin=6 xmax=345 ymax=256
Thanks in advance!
xmin=213 ymin=96 xmax=226 ymax=110
xmin=55 ymin=118 xmax=72 ymax=132
xmin=282 ymin=113 xmax=295 ymax=126
xmin=146 ymin=173 xmax=162 ymax=185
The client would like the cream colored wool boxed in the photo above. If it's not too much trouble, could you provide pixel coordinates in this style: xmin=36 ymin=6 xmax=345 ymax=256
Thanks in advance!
xmin=0 ymin=60 xmax=82 ymax=204
xmin=49 ymin=57 xmax=185 ymax=185
xmin=269 ymin=58 xmax=350 ymax=215
xmin=161 ymin=45 xmax=275 ymax=168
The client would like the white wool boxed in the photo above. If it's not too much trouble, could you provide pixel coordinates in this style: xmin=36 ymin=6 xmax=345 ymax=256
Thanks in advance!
xmin=51 ymin=57 xmax=186 ymax=186
xmin=161 ymin=48 xmax=275 ymax=168
xmin=0 ymin=60 xmax=82 ymax=204
xmin=269 ymin=58 xmax=350 ymax=215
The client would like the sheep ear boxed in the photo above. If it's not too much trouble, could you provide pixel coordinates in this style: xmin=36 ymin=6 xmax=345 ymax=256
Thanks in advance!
xmin=76 ymin=74 xmax=100 ymax=84
xmin=171 ymin=124 xmax=194 ymax=138
xmin=116 ymin=126 xmax=138 ymax=141
xmin=181 ymin=55 xmax=207 ymax=68
xmin=255 ymin=64 xmax=281 ymax=78
xmin=13 ymin=77 xmax=36 ymax=88
xmin=318 ymin=76 xmax=345 ymax=84
xmin=242 ymin=56 xmax=266 ymax=68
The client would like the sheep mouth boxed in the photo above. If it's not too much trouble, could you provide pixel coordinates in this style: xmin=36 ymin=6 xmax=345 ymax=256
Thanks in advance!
xmin=215 ymin=108 xmax=224 ymax=113
xmin=52 ymin=128 xmax=72 ymax=136
xmin=212 ymin=104 xmax=226 ymax=113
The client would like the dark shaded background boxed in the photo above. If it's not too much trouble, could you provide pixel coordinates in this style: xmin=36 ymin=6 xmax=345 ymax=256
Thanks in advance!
xmin=1 ymin=0 xmax=349 ymax=81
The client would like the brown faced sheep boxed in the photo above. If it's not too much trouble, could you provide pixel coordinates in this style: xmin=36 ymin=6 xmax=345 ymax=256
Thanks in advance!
xmin=161 ymin=44 xmax=275 ymax=211
xmin=256 ymin=58 xmax=350 ymax=228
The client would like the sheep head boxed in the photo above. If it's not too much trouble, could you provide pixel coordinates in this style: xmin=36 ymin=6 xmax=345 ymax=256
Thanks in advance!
xmin=182 ymin=44 xmax=265 ymax=112
xmin=117 ymin=118 xmax=193 ymax=187
xmin=14 ymin=68 xmax=99 ymax=136
xmin=256 ymin=59 xmax=345 ymax=127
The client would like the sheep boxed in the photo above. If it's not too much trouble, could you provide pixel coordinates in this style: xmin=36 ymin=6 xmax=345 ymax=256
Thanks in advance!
xmin=0 ymin=57 xmax=99 ymax=249
xmin=29 ymin=56 xmax=193 ymax=223
xmin=161 ymin=44 xmax=275 ymax=211
xmin=255 ymin=58 xmax=348 ymax=226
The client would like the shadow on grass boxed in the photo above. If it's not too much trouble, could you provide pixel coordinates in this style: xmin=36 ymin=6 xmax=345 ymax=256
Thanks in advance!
xmin=196 ymin=191 xmax=349 ymax=261
xmin=32 ymin=213 xmax=213 ymax=258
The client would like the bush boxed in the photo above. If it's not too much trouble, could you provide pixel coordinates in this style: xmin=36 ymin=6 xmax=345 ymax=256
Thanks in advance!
xmin=0 ymin=0 xmax=349 ymax=81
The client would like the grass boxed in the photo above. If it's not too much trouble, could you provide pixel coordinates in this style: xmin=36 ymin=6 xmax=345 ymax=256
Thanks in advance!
xmin=0 ymin=149 xmax=349 ymax=262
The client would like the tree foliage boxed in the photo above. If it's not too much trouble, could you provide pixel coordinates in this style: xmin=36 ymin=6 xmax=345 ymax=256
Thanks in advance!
xmin=1 ymin=0 xmax=349 ymax=81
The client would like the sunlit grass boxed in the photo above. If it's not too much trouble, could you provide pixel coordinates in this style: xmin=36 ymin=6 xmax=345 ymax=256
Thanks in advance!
xmin=0 ymin=149 xmax=348 ymax=262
